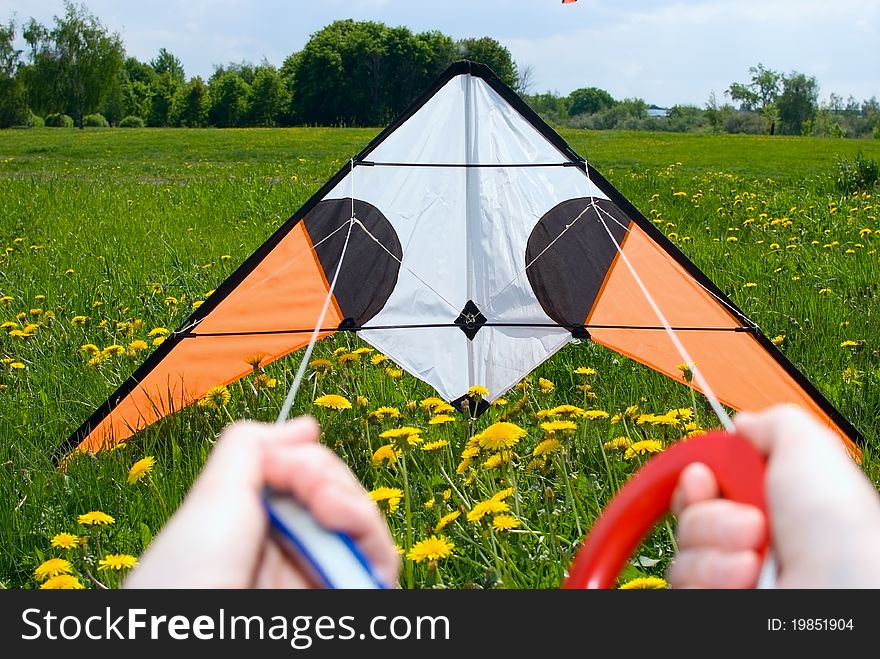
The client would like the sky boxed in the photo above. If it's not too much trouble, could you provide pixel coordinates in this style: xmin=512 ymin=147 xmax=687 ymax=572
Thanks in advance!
xmin=1 ymin=0 xmax=877 ymax=108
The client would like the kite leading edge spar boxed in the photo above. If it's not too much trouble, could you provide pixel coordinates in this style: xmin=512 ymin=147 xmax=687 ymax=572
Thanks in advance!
xmin=59 ymin=60 xmax=862 ymax=459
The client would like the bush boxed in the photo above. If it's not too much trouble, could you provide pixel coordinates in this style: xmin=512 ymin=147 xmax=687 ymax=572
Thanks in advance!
xmin=835 ymin=152 xmax=880 ymax=195
xmin=44 ymin=113 xmax=74 ymax=128
xmin=83 ymin=113 xmax=110 ymax=128
xmin=118 ymin=115 xmax=145 ymax=128
xmin=26 ymin=111 xmax=44 ymax=128
xmin=724 ymin=111 xmax=766 ymax=134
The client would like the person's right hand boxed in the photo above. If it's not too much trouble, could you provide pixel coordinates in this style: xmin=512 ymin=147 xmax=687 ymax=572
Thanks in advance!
xmin=668 ymin=405 xmax=880 ymax=588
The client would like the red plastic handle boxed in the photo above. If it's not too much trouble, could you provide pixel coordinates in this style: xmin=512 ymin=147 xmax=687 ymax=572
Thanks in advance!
xmin=563 ymin=431 xmax=768 ymax=589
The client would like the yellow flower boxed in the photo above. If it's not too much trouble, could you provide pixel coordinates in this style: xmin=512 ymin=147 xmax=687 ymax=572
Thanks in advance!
xmin=476 ymin=422 xmax=526 ymax=451
xmin=540 ymin=420 xmax=577 ymax=434
xmin=467 ymin=497 xmax=510 ymax=522
xmin=581 ymin=409 xmax=610 ymax=420
xmin=77 ymin=511 xmax=115 ymax=525
xmin=436 ymin=511 xmax=460 ymax=531
xmin=338 ymin=352 xmax=361 ymax=364
xmin=308 ymin=358 xmax=333 ymax=373
xmin=50 ymin=533 xmax=80 ymax=550
xmin=379 ymin=427 xmax=423 ymax=444
xmin=533 ymin=437 xmax=562 ymax=457
xmin=253 ymin=373 xmax=277 ymax=390
xmin=314 ymin=393 xmax=351 ymax=410
xmin=34 ymin=558 xmax=73 ymax=581
xmin=352 ymin=347 xmax=373 ymax=355
xmin=70 ymin=315 xmax=89 ymax=326
xmin=40 ymin=575 xmax=85 ymax=589
xmin=492 ymin=514 xmax=521 ymax=532
xmin=128 ymin=339 xmax=148 ymax=353
xmin=840 ymin=340 xmax=862 ymax=348
xmin=385 ymin=367 xmax=403 ymax=378
xmin=603 ymin=437 xmax=632 ymax=451
xmin=492 ymin=398 xmax=507 ymax=406
xmin=482 ymin=451 xmax=511 ymax=470
xmin=407 ymin=535 xmax=455 ymax=563
xmin=244 ymin=353 xmax=265 ymax=369
xmin=467 ymin=385 xmax=489 ymax=398
xmin=419 ymin=397 xmax=445 ymax=411
xmin=200 ymin=384 xmax=231 ymax=409
xmin=128 ymin=456 xmax=156 ymax=484
xmin=369 ymin=486 xmax=403 ymax=513
xmin=355 ymin=395 xmax=369 ymax=407
xmin=432 ymin=402 xmax=455 ymax=414
xmin=371 ymin=353 xmax=389 ymax=365
xmin=102 ymin=344 xmax=125 ymax=357
xmin=98 ymin=554 xmax=139 ymax=571
xmin=771 ymin=335 xmax=785 ymax=346
xmin=428 ymin=414 xmax=454 ymax=425
xmin=368 ymin=406 xmax=401 ymax=421
xmin=819 ymin=288 xmax=832 ymax=296
xmin=371 ymin=444 xmax=398 ymax=466
xmin=624 ymin=440 xmax=665 ymax=460
xmin=148 ymin=327 xmax=168 ymax=337
xmin=421 ymin=439 xmax=449 ymax=452
xmin=574 ymin=367 xmax=597 ymax=376
xmin=538 ymin=377 xmax=555 ymax=393
xmin=619 ymin=576 xmax=667 ymax=589
xmin=9 ymin=361 xmax=25 ymax=370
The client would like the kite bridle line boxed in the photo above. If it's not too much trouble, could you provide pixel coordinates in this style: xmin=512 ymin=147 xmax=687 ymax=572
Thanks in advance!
xmin=275 ymin=159 xmax=357 ymax=425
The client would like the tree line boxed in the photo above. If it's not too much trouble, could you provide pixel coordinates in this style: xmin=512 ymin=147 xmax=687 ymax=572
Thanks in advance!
xmin=0 ymin=2 xmax=521 ymax=129
xmin=1 ymin=2 xmax=877 ymax=139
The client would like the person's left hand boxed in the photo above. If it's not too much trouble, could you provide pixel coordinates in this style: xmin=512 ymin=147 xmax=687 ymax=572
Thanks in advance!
xmin=124 ymin=417 xmax=400 ymax=588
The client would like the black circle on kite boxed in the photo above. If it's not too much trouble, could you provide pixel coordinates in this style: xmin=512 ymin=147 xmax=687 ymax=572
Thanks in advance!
xmin=525 ymin=197 xmax=632 ymax=329
xmin=303 ymin=198 xmax=402 ymax=326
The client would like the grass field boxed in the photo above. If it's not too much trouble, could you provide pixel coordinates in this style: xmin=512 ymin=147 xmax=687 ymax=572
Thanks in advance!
xmin=1 ymin=127 xmax=878 ymax=590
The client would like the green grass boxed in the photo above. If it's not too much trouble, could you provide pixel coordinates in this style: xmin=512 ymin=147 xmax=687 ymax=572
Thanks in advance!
xmin=1 ymin=127 xmax=878 ymax=590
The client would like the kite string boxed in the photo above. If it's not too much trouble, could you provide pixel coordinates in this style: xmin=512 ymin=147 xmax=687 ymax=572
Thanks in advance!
xmin=276 ymin=160 xmax=357 ymax=425
xmin=590 ymin=197 xmax=734 ymax=432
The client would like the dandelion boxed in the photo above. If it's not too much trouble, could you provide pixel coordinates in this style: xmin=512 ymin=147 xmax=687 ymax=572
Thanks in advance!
xmin=371 ymin=354 xmax=389 ymax=365
xmin=50 ymin=533 xmax=80 ymax=550
xmin=540 ymin=420 xmax=577 ymax=434
xmin=407 ymin=535 xmax=455 ymax=563
xmin=200 ymin=384 xmax=231 ymax=409
xmin=840 ymin=340 xmax=862 ymax=348
xmin=574 ymin=367 xmax=597 ymax=376
xmin=533 ymin=437 xmax=562 ymax=457
xmin=467 ymin=385 xmax=489 ymax=398
xmin=352 ymin=347 xmax=373 ymax=355
xmin=70 ymin=315 xmax=89 ymax=326
xmin=78 ymin=511 xmax=115 ymax=526
xmin=492 ymin=515 xmax=521 ymax=532
xmin=9 ymin=361 xmax=25 ymax=370
xmin=338 ymin=352 xmax=361 ymax=365
xmin=619 ymin=576 xmax=667 ymax=589
xmin=368 ymin=406 xmax=401 ymax=421
xmin=482 ymin=451 xmax=511 ymax=470
xmin=428 ymin=414 xmax=454 ymax=425
xmin=476 ymin=422 xmax=526 ymax=451
xmin=421 ymin=439 xmax=449 ymax=452
xmin=819 ymin=288 xmax=832 ymax=296
xmin=372 ymin=444 xmax=399 ymax=466
xmin=102 ymin=344 xmax=125 ymax=358
xmin=148 ymin=327 xmax=168 ymax=337
xmin=743 ymin=282 xmax=757 ymax=289
xmin=538 ymin=377 xmax=555 ymax=393
xmin=603 ymin=437 xmax=632 ymax=451
xmin=369 ymin=486 xmax=403 ymax=513
xmin=676 ymin=362 xmax=695 ymax=383
xmin=842 ymin=367 xmax=864 ymax=385
xmin=420 ymin=397 xmax=445 ymax=411
xmin=436 ymin=511 xmax=460 ymax=531
xmin=128 ymin=456 xmax=156 ymax=484
xmin=34 ymin=558 xmax=73 ymax=581
xmin=98 ymin=554 xmax=139 ymax=571
xmin=308 ymin=358 xmax=333 ymax=374
xmin=771 ymin=335 xmax=785 ymax=346
xmin=431 ymin=402 xmax=455 ymax=414
xmin=380 ymin=427 xmax=423 ymax=446
xmin=386 ymin=367 xmax=403 ymax=378
xmin=624 ymin=440 xmax=665 ymax=460
xmin=253 ymin=373 xmax=277 ymax=390
xmin=356 ymin=395 xmax=369 ymax=407
xmin=467 ymin=497 xmax=510 ymax=522
xmin=40 ymin=575 xmax=85 ymax=589
xmin=582 ymin=410 xmax=610 ymax=420
xmin=244 ymin=353 xmax=265 ymax=369
xmin=127 ymin=339 xmax=148 ymax=354
xmin=314 ymin=394 xmax=351 ymax=410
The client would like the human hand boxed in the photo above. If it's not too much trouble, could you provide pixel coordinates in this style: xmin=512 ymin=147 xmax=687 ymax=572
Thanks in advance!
xmin=124 ymin=416 xmax=400 ymax=588
xmin=667 ymin=405 xmax=880 ymax=588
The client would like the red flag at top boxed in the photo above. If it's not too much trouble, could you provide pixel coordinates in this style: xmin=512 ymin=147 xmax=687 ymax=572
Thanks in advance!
xmin=562 ymin=0 xmax=577 ymax=4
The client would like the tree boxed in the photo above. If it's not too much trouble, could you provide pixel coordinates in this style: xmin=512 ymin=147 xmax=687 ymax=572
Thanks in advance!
xmin=208 ymin=70 xmax=250 ymax=127
xmin=247 ymin=65 xmax=290 ymax=127
xmin=0 ymin=19 xmax=29 ymax=128
xmin=776 ymin=72 xmax=818 ymax=135
xmin=150 ymin=48 xmax=185 ymax=83
xmin=456 ymin=37 xmax=517 ymax=89
xmin=725 ymin=63 xmax=782 ymax=134
xmin=170 ymin=76 xmax=209 ymax=127
xmin=568 ymin=87 xmax=615 ymax=116
xmin=21 ymin=1 xmax=124 ymax=128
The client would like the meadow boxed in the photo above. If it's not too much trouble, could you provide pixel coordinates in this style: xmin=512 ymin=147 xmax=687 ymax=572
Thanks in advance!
xmin=1 ymin=127 xmax=878 ymax=590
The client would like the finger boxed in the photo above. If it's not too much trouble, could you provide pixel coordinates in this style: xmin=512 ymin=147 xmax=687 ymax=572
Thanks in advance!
xmin=671 ymin=462 xmax=719 ymax=516
xmin=676 ymin=499 xmax=766 ymax=551
xmin=667 ymin=548 xmax=762 ymax=589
